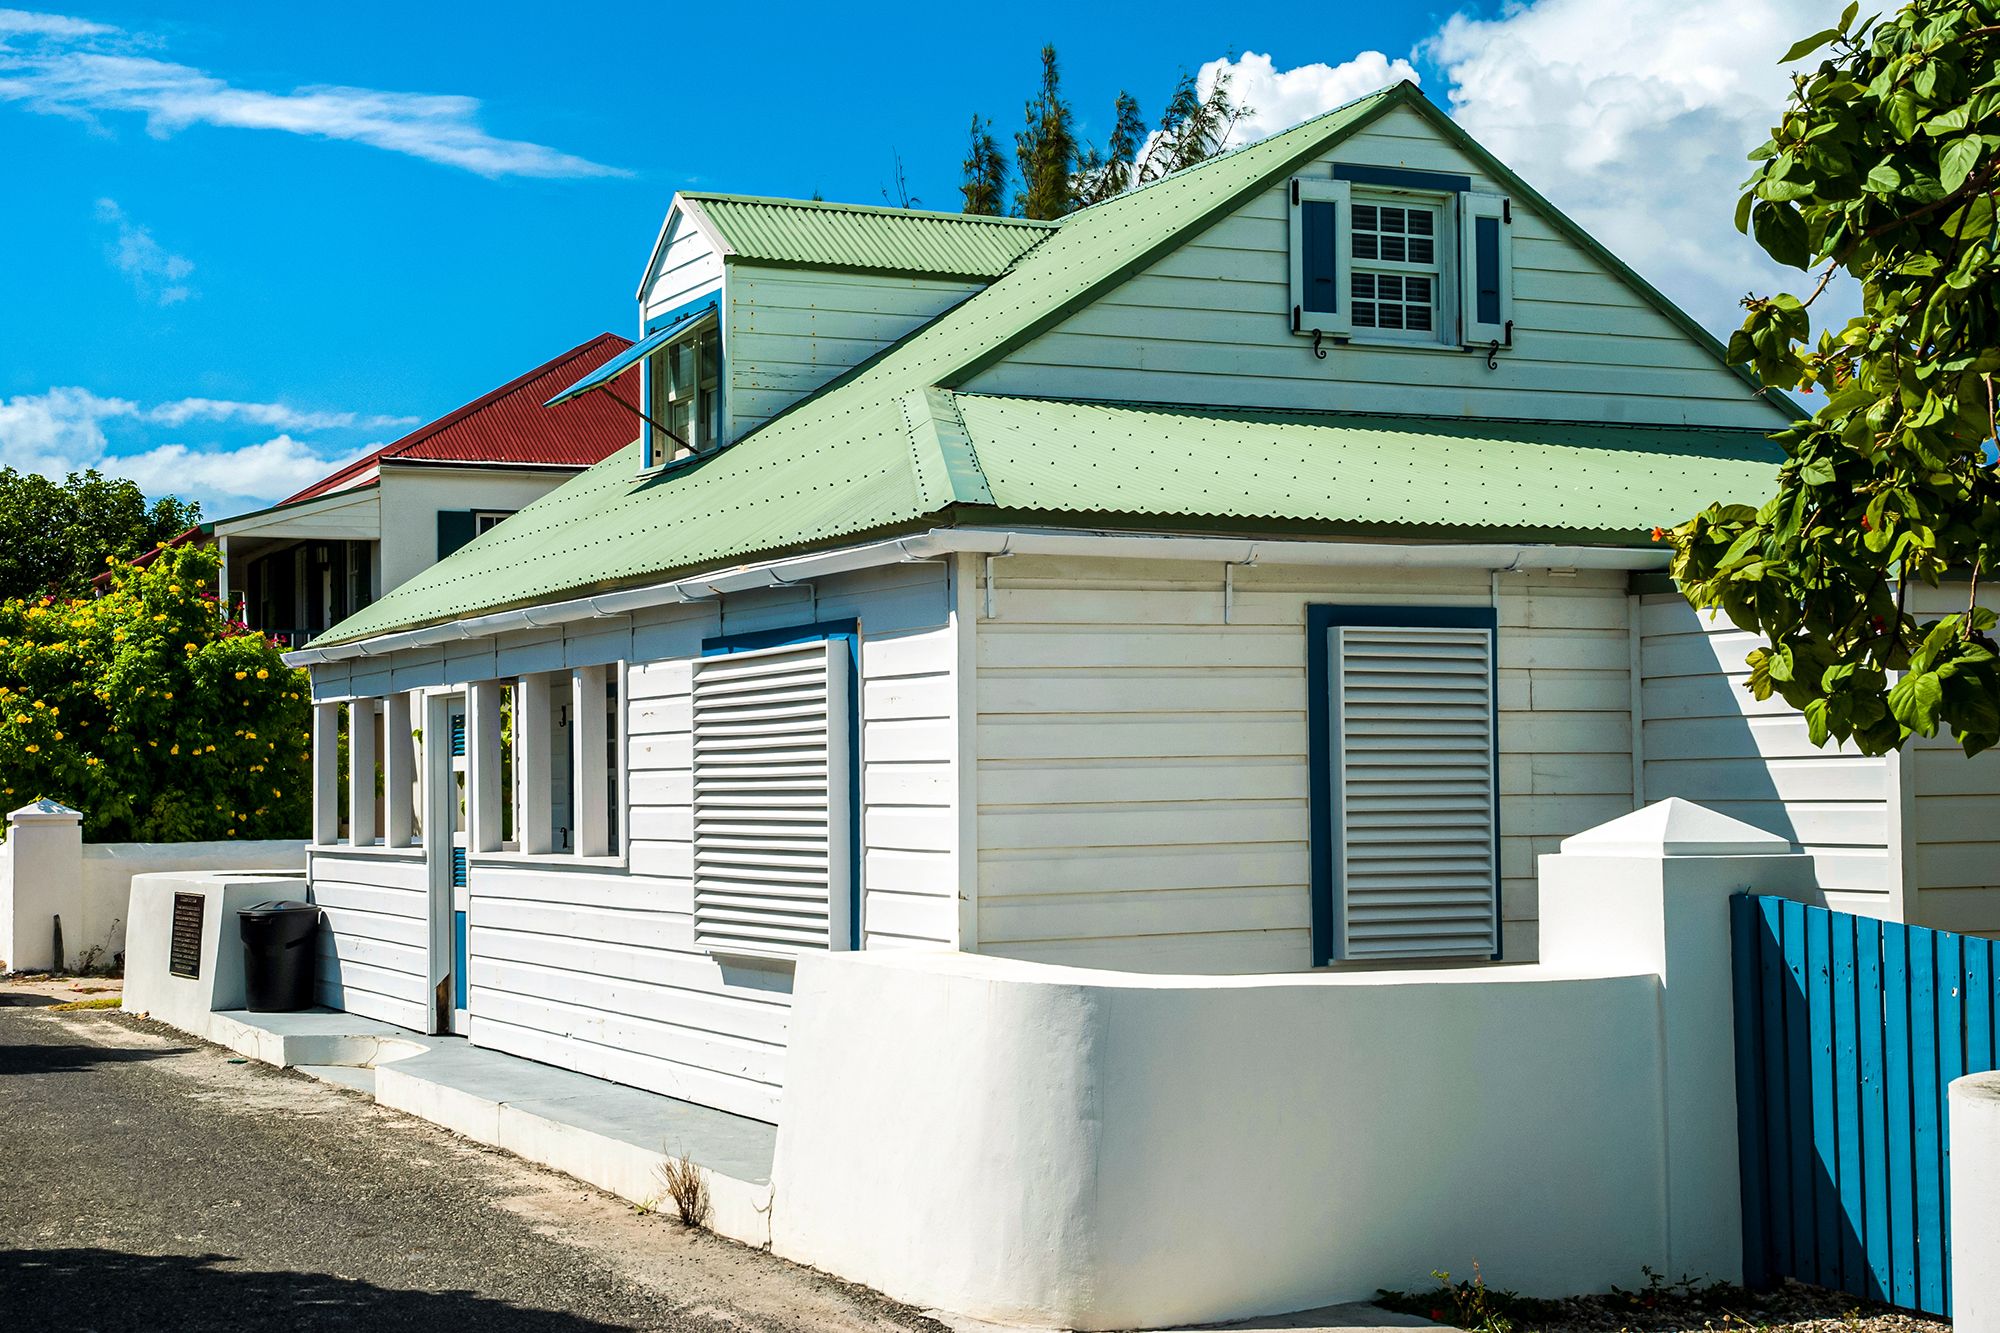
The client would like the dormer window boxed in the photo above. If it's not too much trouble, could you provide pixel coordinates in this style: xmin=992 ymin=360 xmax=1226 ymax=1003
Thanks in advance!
xmin=1288 ymin=169 xmax=1513 ymax=352
xmin=649 ymin=322 xmax=721 ymax=468
xmin=540 ymin=291 xmax=723 ymax=473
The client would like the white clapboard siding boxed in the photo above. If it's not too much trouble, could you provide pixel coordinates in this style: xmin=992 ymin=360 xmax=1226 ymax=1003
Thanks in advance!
xmin=691 ymin=640 xmax=853 ymax=956
xmin=1638 ymin=595 xmax=1892 ymax=900
xmin=964 ymin=103 xmax=1782 ymax=431
xmin=642 ymin=207 xmax=723 ymax=325
xmin=977 ymin=557 xmax=1629 ymax=970
xmin=308 ymin=849 xmax=430 ymax=1031
xmin=726 ymin=265 xmax=983 ymax=437
xmin=1333 ymin=624 xmax=1498 ymax=960
xmin=1898 ymin=584 xmax=2000 ymax=934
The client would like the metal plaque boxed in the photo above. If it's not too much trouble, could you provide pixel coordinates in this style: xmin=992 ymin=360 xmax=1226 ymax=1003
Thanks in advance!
xmin=169 ymin=892 xmax=204 ymax=979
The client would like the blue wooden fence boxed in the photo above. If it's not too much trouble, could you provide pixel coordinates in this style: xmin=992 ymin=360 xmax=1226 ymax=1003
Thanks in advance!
xmin=1732 ymin=894 xmax=2000 ymax=1316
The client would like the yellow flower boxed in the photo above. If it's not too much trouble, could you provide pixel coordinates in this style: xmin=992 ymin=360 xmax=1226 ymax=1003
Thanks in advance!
xmin=170 ymin=745 xmax=179 ymax=755
xmin=47 ymin=706 xmax=55 ymax=715
xmin=256 ymin=669 xmax=269 ymax=679
xmin=12 ymin=714 xmax=25 ymax=725
xmin=51 ymin=731 xmax=61 ymax=741
xmin=23 ymin=744 xmax=36 ymax=754
xmin=85 ymin=757 xmax=97 ymax=766
xmin=170 ymin=584 xmax=181 ymax=594
xmin=246 ymin=731 xmax=256 ymax=740
xmin=227 ymin=829 xmax=236 ymax=836
xmin=153 ymin=614 xmax=166 ymax=622
xmin=32 ymin=701 xmax=43 ymax=711
xmin=234 ymin=671 xmax=246 ymax=680
xmin=163 ymin=692 xmax=172 ymax=700
xmin=148 ymin=741 xmax=157 ymax=748
xmin=184 ymin=643 xmax=196 ymax=653
xmin=271 ymin=788 xmax=281 ymax=798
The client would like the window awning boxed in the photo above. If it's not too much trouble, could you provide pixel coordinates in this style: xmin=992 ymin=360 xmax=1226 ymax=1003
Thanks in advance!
xmin=544 ymin=293 xmax=719 ymax=408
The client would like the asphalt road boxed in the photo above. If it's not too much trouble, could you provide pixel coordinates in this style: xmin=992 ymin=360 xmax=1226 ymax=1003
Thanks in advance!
xmin=0 ymin=997 xmax=945 ymax=1333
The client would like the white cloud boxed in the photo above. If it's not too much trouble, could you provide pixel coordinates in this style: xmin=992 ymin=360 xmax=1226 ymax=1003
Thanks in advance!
xmin=94 ymin=197 xmax=192 ymax=305
xmin=1427 ymin=0 xmax=1862 ymax=334
xmin=143 ymin=398 xmax=419 ymax=432
xmin=1202 ymin=50 xmax=1421 ymax=151
xmin=110 ymin=434 xmax=367 ymax=509
xmin=0 ymin=10 xmax=626 ymax=178
xmin=0 ymin=387 xmax=388 ymax=509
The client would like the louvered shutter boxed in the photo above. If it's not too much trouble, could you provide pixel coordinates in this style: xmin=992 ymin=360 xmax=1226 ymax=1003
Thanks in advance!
xmin=1332 ymin=623 xmax=1497 ymax=959
xmin=691 ymin=639 xmax=852 ymax=956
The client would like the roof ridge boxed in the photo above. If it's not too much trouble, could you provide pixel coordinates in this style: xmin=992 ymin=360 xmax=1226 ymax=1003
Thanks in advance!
xmin=683 ymin=192 xmax=1059 ymax=228
xmin=1059 ymin=80 xmax=1416 ymax=222
xmin=274 ymin=332 xmax=633 ymax=506
xmin=897 ymin=387 xmax=993 ymax=510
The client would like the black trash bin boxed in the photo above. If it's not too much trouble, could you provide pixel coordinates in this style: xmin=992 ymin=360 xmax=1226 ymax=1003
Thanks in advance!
xmin=239 ymin=900 xmax=319 ymax=1012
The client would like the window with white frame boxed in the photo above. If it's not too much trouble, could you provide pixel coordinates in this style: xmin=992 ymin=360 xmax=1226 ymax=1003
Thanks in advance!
xmin=1288 ymin=173 xmax=1513 ymax=351
xmin=489 ymin=666 xmax=616 ymax=859
xmin=645 ymin=324 xmax=722 ymax=468
xmin=473 ymin=511 xmax=514 ymax=537
xmin=689 ymin=631 xmax=855 ymax=958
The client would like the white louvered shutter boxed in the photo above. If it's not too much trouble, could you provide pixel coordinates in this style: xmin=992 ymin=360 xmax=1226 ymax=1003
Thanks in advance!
xmin=1332 ymin=624 xmax=1497 ymax=959
xmin=691 ymin=639 xmax=852 ymax=956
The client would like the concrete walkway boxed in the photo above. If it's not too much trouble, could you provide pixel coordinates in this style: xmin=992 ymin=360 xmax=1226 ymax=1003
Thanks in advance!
xmin=200 ymin=1007 xmax=775 ymax=1245
xmin=0 ymin=998 xmax=942 ymax=1331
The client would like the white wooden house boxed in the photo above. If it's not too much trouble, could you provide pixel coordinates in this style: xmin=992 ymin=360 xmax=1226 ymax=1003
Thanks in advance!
xmin=282 ymin=81 xmax=2000 ymax=1127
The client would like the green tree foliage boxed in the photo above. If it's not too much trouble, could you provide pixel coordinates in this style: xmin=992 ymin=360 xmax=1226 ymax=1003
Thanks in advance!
xmin=960 ymin=115 xmax=1008 ymax=216
xmin=974 ymin=51 xmax=1253 ymax=218
xmin=0 ymin=543 xmax=310 ymax=841
xmin=1015 ymin=45 xmax=1078 ymax=221
xmin=0 ymin=469 xmax=199 ymax=602
xmin=1667 ymin=0 xmax=2000 ymax=755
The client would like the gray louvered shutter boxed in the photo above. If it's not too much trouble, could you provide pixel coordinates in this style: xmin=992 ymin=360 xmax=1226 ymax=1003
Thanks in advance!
xmin=1333 ymin=624 xmax=1497 ymax=959
xmin=691 ymin=639 xmax=852 ymax=956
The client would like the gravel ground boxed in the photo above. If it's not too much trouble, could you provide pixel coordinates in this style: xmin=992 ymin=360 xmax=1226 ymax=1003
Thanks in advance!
xmin=0 ymin=995 xmax=946 ymax=1332
xmin=1380 ymin=1272 xmax=1951 ymax=1333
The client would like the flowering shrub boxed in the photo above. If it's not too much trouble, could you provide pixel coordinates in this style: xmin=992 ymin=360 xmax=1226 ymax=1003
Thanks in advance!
xmin=0 ymin=543 xmax=310 ymax=841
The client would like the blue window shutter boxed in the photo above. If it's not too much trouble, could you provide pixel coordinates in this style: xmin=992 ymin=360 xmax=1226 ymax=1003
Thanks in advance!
xmin=1302 ymin=201 xmax=1339 ymax=317
xmin=1475 ymin=216 xmax=1502 ymax=326
xmin=437 ymin=510 xmax=477 ymax=560
xmin=450 ymin=845 xmax=467 ymax=888
xmin=1459 ymin=192 xmax=1513 ymax=347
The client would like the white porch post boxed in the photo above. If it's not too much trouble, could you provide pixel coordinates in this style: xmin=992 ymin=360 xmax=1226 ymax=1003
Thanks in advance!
xmin=1538 ymin=798 xmax=1817 ymax=1285
xmin=311 ymin=702 xmax=341 ymax=845
xmin=382 ymin=691 xmax=415 ymax=847
xmin=516 ymin=674 xmax=553 ymax=855
xmin=347 ymin=697 xmax=378 ymax=848
xmin=468 ymin=680 xmax=504 ymax=853
xmin=572 ymin=665 xmax=609 ymax=857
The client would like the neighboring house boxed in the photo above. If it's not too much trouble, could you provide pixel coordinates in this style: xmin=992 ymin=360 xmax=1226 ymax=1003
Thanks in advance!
xmin=207 ymin=335 xmax=639 ymax=644
xmin=279 ymin=81 xmax=2000 ymax=1128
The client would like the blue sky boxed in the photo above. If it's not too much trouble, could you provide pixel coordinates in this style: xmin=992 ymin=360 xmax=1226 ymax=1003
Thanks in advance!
xmin=0 ymin=1 xmax=1829 ymax=516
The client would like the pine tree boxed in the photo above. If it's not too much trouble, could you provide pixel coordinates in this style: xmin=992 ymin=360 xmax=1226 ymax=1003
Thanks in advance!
xmin=1135 ymin=66 xmax=1251 ymax=184
xmin=959 ymin=115 xmax=1006 ymax=216
xmin=1014 ymin=45 xmax=1077 ymax=221
xmin=1074 ymin=90 xmax=1144 ymax=208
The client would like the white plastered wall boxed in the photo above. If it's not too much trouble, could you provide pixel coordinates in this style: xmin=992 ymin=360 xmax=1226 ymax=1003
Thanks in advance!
xmin=375 ymin=465 xmax=593 ymax=596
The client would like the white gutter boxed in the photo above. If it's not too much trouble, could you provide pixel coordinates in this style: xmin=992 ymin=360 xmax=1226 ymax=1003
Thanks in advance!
xmin=283 ymin=526 xmax=1671 ymax=667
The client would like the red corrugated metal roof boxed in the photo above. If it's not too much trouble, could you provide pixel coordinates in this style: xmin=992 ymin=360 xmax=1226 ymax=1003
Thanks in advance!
xmin=282 ymin=333 xmax=639 ymax=505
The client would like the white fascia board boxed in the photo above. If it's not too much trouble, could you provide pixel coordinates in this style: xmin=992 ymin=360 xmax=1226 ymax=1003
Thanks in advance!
xmin=283 ymin=527 xmax=1669 ymax=668
xmin=212 ymin=482 xmax=381 ymax=540
xmin=634 ymin=194 xmax=736 ymax=303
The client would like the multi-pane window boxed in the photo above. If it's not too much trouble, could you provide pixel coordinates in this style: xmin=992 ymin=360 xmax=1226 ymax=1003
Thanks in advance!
xmin=1288 ymin=175 xmax=1514 ymax=349
xmin=1350 ymin=200 xmax=1440 ymax=336
xmin=649 ymin=328 xmax=722 ymax=466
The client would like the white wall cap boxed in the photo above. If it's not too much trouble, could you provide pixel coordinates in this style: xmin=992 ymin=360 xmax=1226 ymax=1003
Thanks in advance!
xmin=1559 ymin=798 xmax=1795 ymax=857
xmin=8 ymin=797 xmax=81 ymax=824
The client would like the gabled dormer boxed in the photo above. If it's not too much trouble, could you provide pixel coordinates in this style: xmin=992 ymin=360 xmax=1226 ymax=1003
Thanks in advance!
xmin=549 ymin=193 xmax=1056 ymax=471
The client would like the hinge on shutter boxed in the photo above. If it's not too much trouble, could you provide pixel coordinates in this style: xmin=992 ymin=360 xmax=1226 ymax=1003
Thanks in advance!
xmin=1502 ymin=198 xmax=1512 ymax=224
xmin=1291 ymin=179 xmax=1299 ymax=205
xmin=1292 ymin=305 xmax=1300 ymax=333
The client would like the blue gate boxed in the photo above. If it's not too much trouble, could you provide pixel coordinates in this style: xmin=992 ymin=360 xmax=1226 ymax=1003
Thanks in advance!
xmin=1732 ymin=895 xmax=2000 ymax=1316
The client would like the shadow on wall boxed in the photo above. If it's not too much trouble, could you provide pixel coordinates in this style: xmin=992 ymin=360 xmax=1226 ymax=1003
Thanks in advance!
xmin=1639 ymin=596 xmax=1876 ymax=897
xmin=0 ymin=1249 xmax=633 ymax=1331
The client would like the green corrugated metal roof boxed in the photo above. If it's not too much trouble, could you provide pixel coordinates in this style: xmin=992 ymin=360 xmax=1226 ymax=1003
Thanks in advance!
xmin=316 ymin=389 xmax=1778 ymax=646
xmin=683 ymin=194 xmax=1055 ymax=279
xmin=956 ymin=395 xmax=1780 ymax=535
xmin=317 ymin=82 xmax=1787 ymax=648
